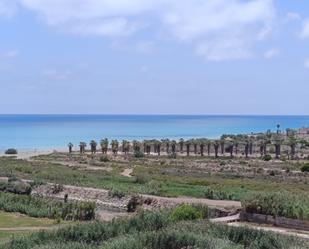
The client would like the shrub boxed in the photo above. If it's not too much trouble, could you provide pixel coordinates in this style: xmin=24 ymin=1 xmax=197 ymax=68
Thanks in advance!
xmin=134 ymin=151 xmax=144 ymax=158
xmin=108 ymin=188 xmax=126 ymax=199
xmin=263 ymin=154 xmax=272 ymax=161
xmin=0 ymin=192 xmax=96 ymax=221
xmin=242 ymin=192 xmax=309 ymax=220
xmin=146 ymin=180 xmax=162 ymax=195
xmin=204 ymin=187 xmax=235 ymax=201
xmin=127 ymin=195 xmax=143 ymax=212
xmin=134 ymin=174 xmax=150 ymax=184
xmin=100 ymin=156 xmax=110 ymax=162
xmin=0 ymin=180 xmax=32 ymax=195
xmin=5 ymin=148 xmax=18 ymax=155
xmin=301 ymin=164 xmax=309 ymax=172
xmin=170 ymin=204 xmax=202 ymax=222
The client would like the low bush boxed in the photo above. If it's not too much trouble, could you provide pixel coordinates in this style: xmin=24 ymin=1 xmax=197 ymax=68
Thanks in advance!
xmin=242 ymin=192 xmax=309 ymax=220
xmin=134 ymin=151 xmax=144 ymax=158
xmin=301 ymin=163 xmax=309 ymax=172
xmin=204 ymin=187 xmax=237 ymax=201
xmin=127 ymin=195 xmax=143 ymax=212
xmin=108 ymin=188 xmax=126 ymax=199
xmin=170 ymin=204 xmax=202 ymax=221
xmin=0 ymin=180 xmax=32 ymax=195
xmin=0 ymin=192 xmax=96 ymax=221
xmin=263 ymin=154 xmax=272 ymax=161
xmin=3 ymin=209 xmax=308 ymax=249
xmin=134 ymin=174 xmax=150 ymax=184
xmin=100 ymin=156 xmax=110 ymax=162
xmin=4 ymin=148 xmax=18 ymax=155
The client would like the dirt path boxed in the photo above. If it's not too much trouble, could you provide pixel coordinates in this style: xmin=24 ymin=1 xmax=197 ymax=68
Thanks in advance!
xmin=121 ymin=168 xmax=133 ymax=177
xmin=229 ymin=222 xmax=309 ymax=241
xmin=141 ymin=194 xmax=241 ymax=209
xmin=0 ymin=227 xmax=54 ymax=232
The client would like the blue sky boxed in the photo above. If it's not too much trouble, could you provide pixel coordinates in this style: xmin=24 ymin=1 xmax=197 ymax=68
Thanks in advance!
xmin=0 ymin=0 xmax=309 ymax=115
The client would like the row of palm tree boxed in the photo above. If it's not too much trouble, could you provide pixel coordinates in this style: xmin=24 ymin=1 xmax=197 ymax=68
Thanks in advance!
xmin=68 ymin=129 xmax=306 ymax=159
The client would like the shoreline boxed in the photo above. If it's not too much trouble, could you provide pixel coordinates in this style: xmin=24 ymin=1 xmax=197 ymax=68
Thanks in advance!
xmin=0 ymin=148 xmax=67 ymax=160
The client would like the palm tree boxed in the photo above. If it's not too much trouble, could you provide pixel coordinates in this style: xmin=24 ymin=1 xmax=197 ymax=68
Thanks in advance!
xmin=199 ymin=139 xmax=205 ymax=156
xmin=227 ymin=139 xmax=234 ymax=158
xmin=79 ymin=142 xmax=87 ymax=154
xmin=154 ymin=140 xmax=162 ymax=156
xmin=100 ymin=138 xmax=109 ymax=154
xmin=111 ymin=140 xmax=119 ymax=155
xmin=220 ymin=139 xmax=225 ymax=155
xmin=286 ymin=130 xmax=297 ymax=160
xmin=249 ymin=137 xmax=254 ymax=155
xmin=234 ymin=139 xmax=239 ymax=155
xmin=171 ymin=140 xmax=177 ymax=155
xmin=68 ymin=142 xmax=73 ymax=154
xmin=185 ymin=140 xmax=191 ymax=156
xmin=161 ymin=139 xmax=170 ymax=154
xmin=90 ymin=140 xmax=97 ymax=154
xmin=122 ymin=140 xmax=130 ymax=155
xmin=206 ymin=140 xmax=211 ymax=156
xmin=143 ymin=140 xmax=151 ymax=155
xmin=193 ymin=139 xmax=198 ymax=155
xmin=213 ymin=140 xmax=219 ymax=158
xmin=132 ymin=140 xmax=141 ymax=153
xmin=272 ymin=133 xmax=283 ymax=159
xmin=244 ymin=140 xmax=249 ymax=158
xmin=179 ymin=138 xmax=184 ymax=154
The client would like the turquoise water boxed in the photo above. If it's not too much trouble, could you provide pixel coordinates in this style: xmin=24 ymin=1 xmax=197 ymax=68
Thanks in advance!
xmin=0 ymin=115 xmax=308 ymax=150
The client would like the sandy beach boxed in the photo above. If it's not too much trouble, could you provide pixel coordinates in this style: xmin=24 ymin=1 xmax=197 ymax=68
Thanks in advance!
xmin=0 ymin=148 xmax=66 ymax=160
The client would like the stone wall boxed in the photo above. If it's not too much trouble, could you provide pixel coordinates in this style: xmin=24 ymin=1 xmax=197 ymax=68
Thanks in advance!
xmin=241 ymin=212 xmax=309 ymax=231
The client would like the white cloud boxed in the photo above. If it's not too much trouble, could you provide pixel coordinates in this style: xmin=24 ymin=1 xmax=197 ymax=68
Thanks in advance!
xmin=17 ymin=0 xmax=275 ymax=61
xmin=264 ymin=48 xmax=279 ymax=59
xmin=0 ymin=0 xmax=17 ymax=17
xmin=304 ymin=59 xmax=309 ymax=69
xmin=300 ymin=19 xmax=309 ymax=38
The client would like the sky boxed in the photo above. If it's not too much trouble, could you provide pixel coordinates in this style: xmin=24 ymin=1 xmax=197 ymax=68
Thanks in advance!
xmin=0 ymin=0 xmax=309 ymax=115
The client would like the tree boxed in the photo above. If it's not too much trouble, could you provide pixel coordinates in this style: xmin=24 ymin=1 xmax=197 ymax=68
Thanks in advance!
xmin=206 ymin=140 xmax=211 ymax=156
xmin=213 ymin=140 xmax=219 ymax=158
xmin=286 ymin=130 xmax=298 ymax=160
xmin=179 ymin=138 xmax=184 ymax=154
xmin=199 ymin=139 xmax=205 ymax=156
xmin=133 ymin=140 xmax=141 ymax=153
xmin=193 ymin=139 xmax=198 ymax=155
xmin=272 ymin=133 xmax=283 ymax=159
xmin=122 ymin=140 xmax=130 ymax=155
xmin=111 ymin=140 xmax=119 ymax=155
xmin=90 ymin=140 xmax=97 ymax=154
xmin=220 ymin=139 xmax=225 ymax=155
xmin=171 ymin=140 xmax=177 ymax=155
xmin=68 ymin=142 xmax=73 ymax=154
xmin=162 ymin=139 xmax=170 ymax=154
xmin=79 ymin=142 xmax=87 ymax=154
xmin=249 ymin=137 xmax=254 ymax=155
xmin=185 ymin=140 xmax=191 ymax=156
xmin=227 ymin=140 xmax=234 ymax=158
xmin=100 ymin=138 xmax=109 ymax=154
xmin=244 ymin=140 xmax=249 ymax=158
xmin=154 ymin=140 xmax=161 ymax=156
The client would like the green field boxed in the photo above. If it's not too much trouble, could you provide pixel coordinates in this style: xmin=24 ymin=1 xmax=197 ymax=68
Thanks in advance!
xmin=0 ymin=211 xmax=56 ymax=243
xmin=0 ymin=155 xmax=307 ymax=201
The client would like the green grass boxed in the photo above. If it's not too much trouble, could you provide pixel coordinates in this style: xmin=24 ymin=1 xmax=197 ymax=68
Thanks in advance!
xmin=0 ymin=211 xmax=54 ymax=228
xmin=2 ymin=209 xmax=308 ymax=249
xmin=0 ymin=211 xmax=55 ymax=243
xmin=0 ymin=156 xmax=308 ymax=202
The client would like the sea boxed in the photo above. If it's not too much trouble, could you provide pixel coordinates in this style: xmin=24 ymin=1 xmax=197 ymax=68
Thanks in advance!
xmin=0 ymin=115 xmax=308 ymax=150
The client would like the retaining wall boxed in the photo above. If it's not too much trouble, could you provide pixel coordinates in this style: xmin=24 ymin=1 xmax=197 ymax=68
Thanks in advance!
xmin=241 ymin=212 xmax=309 ymax=231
